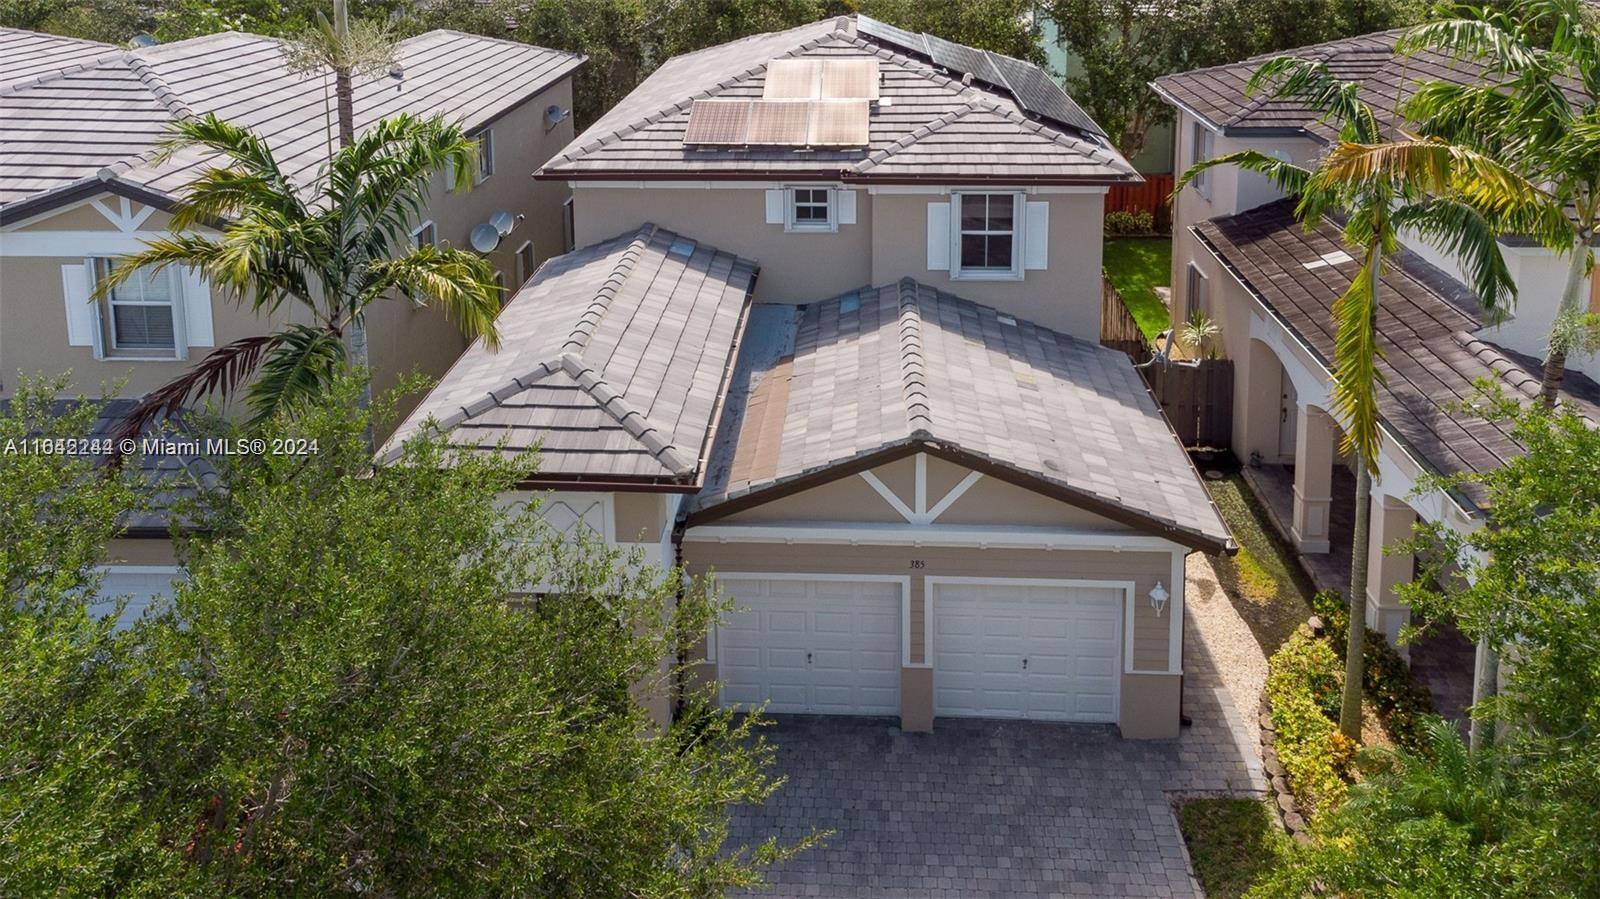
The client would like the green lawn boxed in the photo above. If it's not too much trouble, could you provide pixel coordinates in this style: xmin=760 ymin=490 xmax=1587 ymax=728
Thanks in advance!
xmin=1102 ymin=237 xmax=1172 ymax=341
xmin=1177 ymin=798 xmax=1290 ymax=898
xmin=1206 ymin=472 xmax=1318 ymax=656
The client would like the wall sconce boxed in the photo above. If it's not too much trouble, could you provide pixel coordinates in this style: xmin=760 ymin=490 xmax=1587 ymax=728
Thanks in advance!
xmin=1149 ymin=581 xmax=1170 ymax=617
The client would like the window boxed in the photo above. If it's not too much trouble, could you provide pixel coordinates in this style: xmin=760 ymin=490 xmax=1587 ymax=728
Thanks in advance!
xmin=411 ymin=220 xmax=437 ymax=250
xmin=958 ymin=193 xmax=1017 ymax=274
xmin=475 ymin=129 xmax=494 ymax=183
xmin=1184 ymin=262 xmax=1210 ymax=321
xmin=493 ymin=270 xmax=507 ymax=302
xmin=787 ymin=187 xmax=833 ymax=231
xmin=561 ymin=198 xmax=575 ymax=253
xmin=1188 ymin=121 xmax=1214 ymax=198
xmin=515 ymin=241 xmax=536 ymax=286
xmin=93 ymin=258 xmax=179 ymax=358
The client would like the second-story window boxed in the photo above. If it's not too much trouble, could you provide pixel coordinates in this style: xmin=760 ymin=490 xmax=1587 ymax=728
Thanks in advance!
xmin=788 ymin=187 xmax=833 ymax=231
xmin=93 ymin=258 xmax=179 ymax=358
xmin=475 ymin=129 xmax=495 ymax=183
xmin=412 ymin=220 xmax=437 ymax=250
xmin=1188 ymin=121 xmax=1214 ymax=198
xmin=958 ymin=193 xmax=1017 ymax=274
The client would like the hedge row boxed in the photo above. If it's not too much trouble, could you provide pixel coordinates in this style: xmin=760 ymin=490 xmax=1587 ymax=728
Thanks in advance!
xmin=1309 ymin=590 xmax=1438 ymax=753
xmin=1264 ymin=627 xmax=1356 ymax=819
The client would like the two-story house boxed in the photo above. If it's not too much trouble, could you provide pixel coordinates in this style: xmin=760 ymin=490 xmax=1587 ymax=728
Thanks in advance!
xmin=392 ymin=16 xmax=1235 ymax=738
xmin=0 ymin=26 xmax=584 ymax=616
xmin=1151 ymin=31 xmax=1600 ymax=693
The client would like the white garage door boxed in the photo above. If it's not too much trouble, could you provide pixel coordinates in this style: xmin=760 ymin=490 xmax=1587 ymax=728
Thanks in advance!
xmin=91 ymin=566 xmax=180 ymax=631
xmin=717 ymin=577 xmax=901 ymax=716
xmin=934 ymin=581 xmax=1122 ymax=722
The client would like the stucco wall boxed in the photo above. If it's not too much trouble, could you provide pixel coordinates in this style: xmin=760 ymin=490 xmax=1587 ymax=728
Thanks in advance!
xmin=569 ymin=184 xmax=874 ymax=304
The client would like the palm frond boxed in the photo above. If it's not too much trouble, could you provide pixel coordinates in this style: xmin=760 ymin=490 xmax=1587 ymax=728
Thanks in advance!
xmin=359 ymin=245 xmax=503 ymax=349
xmin=109 ymin=334 xmax=284 ymax=456
xmin=154 ymin=115 xmax=302 ymax=209
xmin=245 ymin=325 xmax=347 ymax=424
xmin=1396 ymin=18 xmax=1543 ymax=73
xmin=1392 ymin=199 xmax=1518 ymax=315
xmin=1247 ymin=55 xmax=1380 ymax=142
xmin=1173 ymin=150 xmax=1313 ymax=199
xmin=1329 ymin=245 xmax=1387 ymax=471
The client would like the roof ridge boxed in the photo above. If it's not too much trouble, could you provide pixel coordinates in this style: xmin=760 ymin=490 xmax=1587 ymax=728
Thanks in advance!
xmin=0 ymin=47 xmax=131 ymax=98
xmin=561 ymin=224 xmax=655 ymax=354
xmin=124 ymin=54 xmax=197 ymax=120
xmin=412 ymin=28 xmax=584 ymax=61
xmin=558 ymin=353 xmax=696 ymax=475
xmin=857 ymin=103 xmax=974 ymax=169
xmin=893 ymin=278 xmax=934 ymax=437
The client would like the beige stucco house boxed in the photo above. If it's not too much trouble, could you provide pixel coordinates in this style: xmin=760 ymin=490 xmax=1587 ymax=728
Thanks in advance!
xmin=385 ymin=15 xmax=1234 ymax=739
xmin=0 ymin=26 xmax=583 ymax=612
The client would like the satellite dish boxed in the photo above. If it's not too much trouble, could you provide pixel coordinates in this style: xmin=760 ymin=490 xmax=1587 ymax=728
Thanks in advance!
xmin=489 ymin=210 xmax=518 ymax=236
xmin=469 ymin=222 xmax=501 ymax=254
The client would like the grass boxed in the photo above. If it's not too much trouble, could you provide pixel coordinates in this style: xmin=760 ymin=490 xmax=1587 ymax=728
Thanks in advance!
xmin=1205 ymin=472 xmax=1318 ymax=656
xmin=1177 ymin=798 xmax=1289 ymax=898
xmin=1102 ymin=237 xmax=1172 ymax=341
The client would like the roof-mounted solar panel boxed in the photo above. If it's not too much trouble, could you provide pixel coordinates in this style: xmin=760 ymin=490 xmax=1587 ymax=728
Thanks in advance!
xmin=745 ymin=99 xmax=811 ymax=144
xmin=820 ymin=58 xmax=880 ymax=100
xmin=764 ymin=58 xmax=820 ymax=99
xmin=807 ymin=99 xmax=870 ymax=145
xmin=684 ymin=99 xmax=752 ymax=144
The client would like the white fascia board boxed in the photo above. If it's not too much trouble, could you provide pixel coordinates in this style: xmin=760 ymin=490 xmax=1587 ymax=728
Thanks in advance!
xmin=569 ymin=180 xmax=797 ymax=190
xmin=864 ymin=184 xmax=1108 ymax=195
xmin=1149 ymin=87 xmax=1226 ymax=137
xmin=682 ymin=522 xmax=1187 ymax=553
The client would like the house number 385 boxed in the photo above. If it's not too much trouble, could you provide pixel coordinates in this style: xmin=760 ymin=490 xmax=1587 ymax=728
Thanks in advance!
xmin=909 ymin=560 xmax=926 ymax=569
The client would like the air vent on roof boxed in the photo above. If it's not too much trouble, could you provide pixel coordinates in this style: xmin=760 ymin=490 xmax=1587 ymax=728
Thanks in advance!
xmin=838 ymin=294 xmax=861 ymax=314
xmin=1303 ymin=249 xmax=1355 ymax=270
xmin=764 ymin=58 xmax=881 ymax=101
xmin=684 ymin=99 xmax=870 ymax=147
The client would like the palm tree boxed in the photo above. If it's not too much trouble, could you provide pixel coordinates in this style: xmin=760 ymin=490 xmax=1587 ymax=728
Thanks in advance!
xmin=96 ymin=113 xmax=502 ymax=443
xmin=1398 ymin=0 xmax=1600 ymax=406
xmin=1175 ymin=57 xmax=1550 ymax=740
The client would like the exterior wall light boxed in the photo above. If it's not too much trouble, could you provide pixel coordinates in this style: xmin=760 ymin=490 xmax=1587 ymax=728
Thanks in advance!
xmin=1149 ymin=581 xmax=1170 ymax=617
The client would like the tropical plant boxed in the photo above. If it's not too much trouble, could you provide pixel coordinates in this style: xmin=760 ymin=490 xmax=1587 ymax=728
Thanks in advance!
xmin=1174 ymin=55 xmax=1547 ymax=740
xmin=1178 ymin=309 xmax=1221 ymax=359
xmin=1397 ymin=0 xmax=1600 ymax=406
xmin=283 ymin=0 xmax=396 ymax=151
xmin=94 ymin=112 xmax=501 ymax=443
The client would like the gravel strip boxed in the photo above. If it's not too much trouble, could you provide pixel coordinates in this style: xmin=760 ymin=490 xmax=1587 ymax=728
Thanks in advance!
xmin=1186 ymin=552 xmax=1270 ymax=735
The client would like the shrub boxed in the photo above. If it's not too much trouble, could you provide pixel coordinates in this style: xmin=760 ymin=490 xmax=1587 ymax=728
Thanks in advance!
xmin=1310 ymin=590 xmax=1438 ymax=753
xmin=1266 ymin=627 xmax=1352 ymax=817
xmin=1105 ymin=209 xmax=1155 ymax=235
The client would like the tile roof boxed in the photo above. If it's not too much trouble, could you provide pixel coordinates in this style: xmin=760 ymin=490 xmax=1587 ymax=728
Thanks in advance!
xmin=690 ymin=280 xmax=1232 ymax=551
xmin=1151 ymin=28 xmax=1494 ymax=141
xmin=539 ymin=15 xmax=1135 ymax=184
xmin=0 ymin=28 xmax=116 ymax=89
xmin=0 ymin=28 xmax=584 ymax=216
xmin=382 ymin=224 xmax=758 ymax=485
xmin=1192 ymin=199 xmax=1600 ymax=510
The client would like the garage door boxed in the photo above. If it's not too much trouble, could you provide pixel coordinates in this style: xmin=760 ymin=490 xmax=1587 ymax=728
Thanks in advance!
xmin=717 ymin=577 xmax=901 ymax=716
xmin=91 ymin=567 xmax=180 ymax=631
xmin=933 ymin=581 xmax=1122 ymax=722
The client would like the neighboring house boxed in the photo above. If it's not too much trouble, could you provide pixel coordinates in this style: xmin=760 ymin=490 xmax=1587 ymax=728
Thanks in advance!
xmin=0 ymin=27 xmax=583 ymax=597
xmin=1152 ymin=32 xmax=1600 ymax=650
xmin=393 ymin=15 xmax=1233 ymax=739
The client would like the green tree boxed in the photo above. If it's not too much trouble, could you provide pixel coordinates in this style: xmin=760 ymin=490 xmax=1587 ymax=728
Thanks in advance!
xmin=97 ymin=113 xmax=502 ymax=443
xmin=1251 ymin=398 xmax=1600 ymax=897
xmin=1175 ymin=57 xmax=1545 ymax=740
xmin=1399 ymin=0 xmax=1600 ymax=405
xmin=852 ymin=0 xmax=1046 ymax=64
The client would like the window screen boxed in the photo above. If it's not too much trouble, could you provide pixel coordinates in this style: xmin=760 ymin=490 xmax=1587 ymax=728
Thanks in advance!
xmin=959 ymin=194 xmax=1015 ymax=271
xmin=95 ymin=259 xmax=177 ymax=355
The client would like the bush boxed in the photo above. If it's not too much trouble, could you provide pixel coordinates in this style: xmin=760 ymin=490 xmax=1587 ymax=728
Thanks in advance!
xmin=1104 ymin=209 xmax=1155 ymax=235
xmin=1310 ymin=590 xmax=1438 ymax=753
xmin=1265 ymin=627 xmax=1352 ymax=817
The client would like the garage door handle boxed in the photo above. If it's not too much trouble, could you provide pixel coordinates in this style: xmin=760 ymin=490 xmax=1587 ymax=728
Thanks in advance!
xmin=807 ymin=652 xmax=813 ymax=665
xmin=1022 ymin=658 xmax=1028 ymax=670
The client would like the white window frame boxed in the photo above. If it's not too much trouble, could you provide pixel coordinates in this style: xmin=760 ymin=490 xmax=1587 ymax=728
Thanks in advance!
xmin=951 ymin=191 xmax=1024 ymax=281
xmin=561 ymin=198 xmax=575 ymax=252
xmin=492 ymin=270 xmax=506 ymax=302
xmin=785 ymin=186 xmax=835 ymax=233
xmin=90 ymin=257 xmax=185 ymax=360
xmin=475 ymin=128 xmax=495 ymax=183
xmin=1184 ymin=261 xmax=1210 ymax=321
xmin=514 ymin=240 xmax=536 ymax=286
xmin=1188 ymin=121 xmax=1213 ymax=199
xmin=411 ymin=220 xmax=437 ymax=250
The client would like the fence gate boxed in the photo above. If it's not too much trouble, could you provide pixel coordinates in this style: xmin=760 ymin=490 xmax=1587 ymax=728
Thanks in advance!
xmin=1099 ymin=275 xmax=1233 ymax=450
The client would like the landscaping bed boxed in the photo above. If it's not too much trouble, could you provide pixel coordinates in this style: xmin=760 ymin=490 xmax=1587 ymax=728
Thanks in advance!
xmin=1175 ymin=798 xmax=1288 ymax=899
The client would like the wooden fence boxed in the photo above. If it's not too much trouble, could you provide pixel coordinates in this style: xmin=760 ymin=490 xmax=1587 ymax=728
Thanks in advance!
xmin=1099 ymin=275 xmax=1234 ymax=450
xmin=1105 ymin=173 xmax=1174 ymax=233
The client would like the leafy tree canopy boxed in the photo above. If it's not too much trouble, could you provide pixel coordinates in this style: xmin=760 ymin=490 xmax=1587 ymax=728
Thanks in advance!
xmin=0 ymin=376 xmax=804 ymax=897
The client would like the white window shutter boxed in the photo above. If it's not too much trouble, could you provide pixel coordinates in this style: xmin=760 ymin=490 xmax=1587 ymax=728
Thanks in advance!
xmin=765 ymin=189 xmax=785 ymax=224
xmin=182 ymin=267 xmax=214 ymax=347
xmin=1023 ymin=201 xmax=1049 ymax=270
xmin=60 ymin=263 xmax=96 ymax=347
xmin=926 ymin=201 xmax=950 ymax=271
xmin=836 ymin=189 xmax=857 ymax=225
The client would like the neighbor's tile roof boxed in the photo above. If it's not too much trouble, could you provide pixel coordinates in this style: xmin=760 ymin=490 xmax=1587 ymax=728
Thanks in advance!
xmin=382 ymin=225 xmax=758 ymax=484
xmin=1193 ymin=199 xmax=1600 ymax=510
xmin=1151 ymin=28 xmax=1498 ymax=141
xmin=691 ymin=279 xmax=1231 ymax=550
xmin=539 ymin=15 xmax=1135 ymax=184
xmin=0 ymin=28 xmax=583 ymax=215
xmin=0 ymin=28 xmax=116 ymax=89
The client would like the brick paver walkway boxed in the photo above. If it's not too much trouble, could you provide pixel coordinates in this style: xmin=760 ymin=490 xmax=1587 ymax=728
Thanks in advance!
xmin=729 ymin=613 xmax=1265 ymax=898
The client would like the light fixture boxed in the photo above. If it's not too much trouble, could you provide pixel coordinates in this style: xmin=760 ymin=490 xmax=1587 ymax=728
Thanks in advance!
xmin=1148 ymin=581 xmax=1170 ymax=617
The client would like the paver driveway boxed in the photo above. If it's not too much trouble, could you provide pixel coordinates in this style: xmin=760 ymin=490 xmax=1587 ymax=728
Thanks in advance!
xmin=728 ymin=613 xmax=1264 ymax=898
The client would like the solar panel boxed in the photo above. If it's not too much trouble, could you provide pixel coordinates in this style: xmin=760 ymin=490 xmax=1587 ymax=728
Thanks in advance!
xmin=683 ymin=99 xmax=752 ymax=145
xmin=987 ymin=53 xmax=1106 ymax=138
xmin=924 ymin=33 xmax=990 ymax=82
xmin=745 ymin=99 xmax=811 ymax=145
xmin=854 ymin=14 xmax=926 ymax=55
xmin=764 ymin=58 xmax=820 ymax=99
xmin=820 ymin=58 xmax=880 ymax=100
xmin=806 ymin=99 xmax=870 ymax=146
